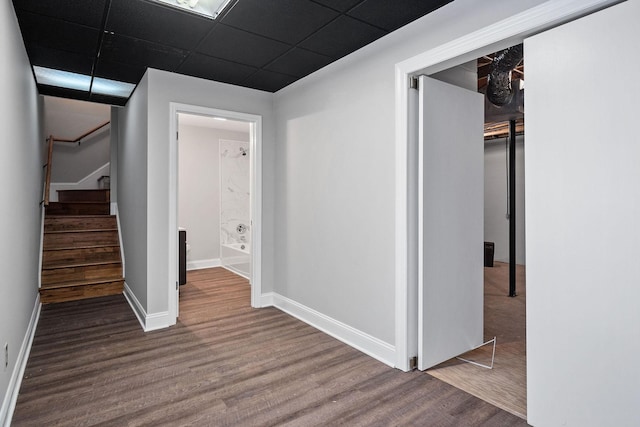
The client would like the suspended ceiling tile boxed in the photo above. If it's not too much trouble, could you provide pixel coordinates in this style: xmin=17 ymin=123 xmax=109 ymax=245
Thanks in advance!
xmin=100 ymin=34 xmax=188 ymax=71
xmin=12 ymin=0 xmax=107 ymax=28
xmin=347 ymin=0 xmax=453 ymax=32
xmin=299 ymin=15 xmax=386 ymax=59
xmin=25 ymin=45 xmax=94 ymax=75
xmin=264 ymin=48 xmax=334 ymax=78
xmin=12 ymin=0 xmax=454 ymax=100
xmin=311 ymin=0 xmax=364 ymax=13
xmin=197 ymin=24 xmax=291 ymax=68
xmin=220 ymin=0 xmax=338 ymax=45
xmin=179 ymin=53 xmax=257 ymax=86
xmin=37 ymin=85 xmax=92 ymax=103
xmin=89 ymin=93 xmax=129 ymax=106
xmin=106 ymin=0 xmax=213 ymax=50
xmin=242 ymin=69 xmax=298 ymax=92
xmin=15 ymin=11 xmax=100 ymax=56
xmin=94 ymin=59 xmax=147 ymax=84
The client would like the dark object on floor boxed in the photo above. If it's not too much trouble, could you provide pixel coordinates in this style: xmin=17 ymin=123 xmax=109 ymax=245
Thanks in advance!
xmin=485 ymin=242 xmax=495 ymax=267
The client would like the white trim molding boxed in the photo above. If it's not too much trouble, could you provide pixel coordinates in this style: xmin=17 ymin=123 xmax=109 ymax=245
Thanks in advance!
xmin=169 ymin=102 xmax=264 ymax=324
xmin=112 ymin=203 xmax=125 ymax=276
xmin=1 ymin=295 xmax=41 ymax=427
xmin=123 ymin=283 xmax=170 ymax=332
xmin=394 ymin=0 xmax=621 ymax=371
xmin=267 ymin=292 xmax=396 ymax=368
xmin=187 ymin=258 xmax=221 ymax=271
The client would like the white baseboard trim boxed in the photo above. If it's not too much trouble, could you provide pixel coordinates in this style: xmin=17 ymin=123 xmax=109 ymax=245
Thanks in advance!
xmin=1 ymin=295 xmax=41 ymax=427
xmin=112 ymin=203 xmax=125 ymax=276
xmin=123 ymin=282 xmax=170 ymax=332
xmin=266 ymin=292 xmax=396 ymax=368
xmin=259 ymin=292 xmax=275 ymax=308
xmin=187 ymin=258 xmax=221 ymax=271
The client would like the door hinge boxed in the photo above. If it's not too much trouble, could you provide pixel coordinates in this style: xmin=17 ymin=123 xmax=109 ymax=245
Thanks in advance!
xmin=409 ymin=356 xmax=418 ymax=370
xmin=409 ymin=76 xmax=419 ymax=90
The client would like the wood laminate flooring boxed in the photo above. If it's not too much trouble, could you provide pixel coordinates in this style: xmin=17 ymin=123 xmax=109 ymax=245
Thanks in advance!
xmin=428 ymin=262 xmax=527 ymax=419
xmin=12 ymin=268 xmax=528 ymax=426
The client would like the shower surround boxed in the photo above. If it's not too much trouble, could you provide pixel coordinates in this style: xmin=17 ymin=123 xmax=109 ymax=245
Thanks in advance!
xmin=219 ymin=139 xmax=250 ymax=278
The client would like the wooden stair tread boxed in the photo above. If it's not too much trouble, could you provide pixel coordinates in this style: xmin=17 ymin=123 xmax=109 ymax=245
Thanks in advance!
xmin=49 ymin=201 xmax=108 ymax=203
xmin=45 ymin=228 xmax=118 ymax=234
xmin=44 ymin=244 xmax=120 ymax=251
xmin=41 ymin=193 xmax=122 ymax=303
xmin=46 ymin=215 xmax=114 ymax=219
xmin=42 ymin=260 xmax=122 ymax=270
xmin=40 ymin=277 xmax=124 ymax=290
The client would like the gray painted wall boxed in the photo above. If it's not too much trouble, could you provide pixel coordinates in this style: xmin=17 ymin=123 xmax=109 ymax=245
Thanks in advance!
xmin=117 ymin=75 xmax=149 ymax=309
xmin=51 ymin=133 xmax=110 ymax=183
xmin=178 ymin=123 xmax=249 ymax=265
xmin=484 ymin=136 xmax=526 ymax=265
xmin=0 ymin=2 xmax=43 ymax=424
xmin=45 ymin=97 xmax=111 ymax=183
xmin=117 ymin=69 xmax=275 ymax=318
xmin=273 ymin=0 xmax=547 ymax=346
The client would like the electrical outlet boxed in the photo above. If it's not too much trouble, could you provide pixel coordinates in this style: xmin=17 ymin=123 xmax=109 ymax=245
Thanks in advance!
xmin=3 ymin=343 xmax=7 ymax=371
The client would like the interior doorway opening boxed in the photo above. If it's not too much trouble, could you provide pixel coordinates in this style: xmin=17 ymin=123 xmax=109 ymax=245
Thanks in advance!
xmin=177 ymin=113 xmax=252 ymax=279
xmin=416 ymin=46 xmax=527 ymax=419
xmin=169 ymin=103 xmax=263 ymax=322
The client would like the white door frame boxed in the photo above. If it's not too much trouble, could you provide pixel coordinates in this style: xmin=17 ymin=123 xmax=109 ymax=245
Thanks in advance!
xmin=169 ymin=102 xmax=263 ymax=321
xmin=393 ymin=0 xmax=620 ymax=371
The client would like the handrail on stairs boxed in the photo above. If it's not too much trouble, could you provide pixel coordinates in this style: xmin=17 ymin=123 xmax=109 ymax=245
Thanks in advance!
xmin=51 ymin=120 xmax=110 ymax=144
xmin=42 ymin=121 xmax=111 ymax=206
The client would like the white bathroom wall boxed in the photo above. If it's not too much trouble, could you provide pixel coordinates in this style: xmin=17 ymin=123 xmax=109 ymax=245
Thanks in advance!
xmin=219 ymin=139 xmax=250 ymax=246
xmin=178 ymin=123 xmax=249 ymax=269
xmin=484 ymin=136 xmax=525 ymax=264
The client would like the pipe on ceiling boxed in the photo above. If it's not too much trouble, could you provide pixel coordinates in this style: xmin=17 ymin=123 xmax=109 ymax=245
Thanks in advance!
xmin=486 ymin=45 xmax=523 ymax=106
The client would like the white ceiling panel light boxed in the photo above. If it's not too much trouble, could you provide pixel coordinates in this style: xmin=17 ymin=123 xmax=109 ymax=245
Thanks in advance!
xmin=33 ymin=66 xmax=91 ymax=92
xmin=150 ymin=0 xmax=233 ymax=19
xmin=91 ymin=78 xmax=136 ymax=98
xmin=33 ymin=66 xmax=136 ymax=100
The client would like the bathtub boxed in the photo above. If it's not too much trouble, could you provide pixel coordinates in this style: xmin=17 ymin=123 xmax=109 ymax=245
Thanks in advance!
xmin=221 ymin=242 xmax=251 ymax=279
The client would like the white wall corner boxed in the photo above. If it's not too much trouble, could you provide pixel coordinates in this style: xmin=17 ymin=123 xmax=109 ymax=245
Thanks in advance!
xmin=259 ymin=291 xmax=275 ymax=308
xmin=271 ymin=293 xmax=396 ymax=368
xmin=186 ymin=258 xmax=221 ymax=271
xmin=0 ymin=295 xmax=41 ymax=427
xmin=123 ymin=282 xmax=170 ymax=332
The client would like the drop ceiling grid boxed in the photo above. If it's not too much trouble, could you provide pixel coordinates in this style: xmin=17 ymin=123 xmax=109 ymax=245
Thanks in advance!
xmin=11 ymin=0 xmax=453 ymax=100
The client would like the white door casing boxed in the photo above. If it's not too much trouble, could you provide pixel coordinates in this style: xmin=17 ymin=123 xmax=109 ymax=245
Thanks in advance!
xmin=169 ymin=102 xmax=263 ymax=323
xmin=394 ymin=0 xmax=619 ymax=372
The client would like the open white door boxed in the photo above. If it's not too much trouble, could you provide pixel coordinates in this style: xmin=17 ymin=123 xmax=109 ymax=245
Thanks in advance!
xmin=525 ymin=1 xmax=640 ymax=425
xmin=418 ymin=75 xmax=484 ymax=370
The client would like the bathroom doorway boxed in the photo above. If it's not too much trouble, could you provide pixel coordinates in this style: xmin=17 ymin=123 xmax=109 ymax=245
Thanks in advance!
xmin=169 ymin=103 xmax=263 ymax=316
xmin=178 ymin=113 xmax=251 ymax=278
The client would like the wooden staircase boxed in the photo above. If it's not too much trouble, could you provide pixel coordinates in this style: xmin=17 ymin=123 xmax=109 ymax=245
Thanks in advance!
xmin=41 ymin=189 xmax=124 ymax=304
